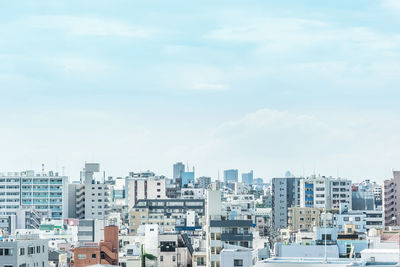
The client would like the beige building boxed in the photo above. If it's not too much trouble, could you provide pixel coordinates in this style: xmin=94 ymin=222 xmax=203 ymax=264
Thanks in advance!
xmin=288 ymin=207 xmax=320 ymax=231
xmin=129 ymin=207 xmax=149 ymax=234
xmin=192 ymin=250 xmax=207 ymax=267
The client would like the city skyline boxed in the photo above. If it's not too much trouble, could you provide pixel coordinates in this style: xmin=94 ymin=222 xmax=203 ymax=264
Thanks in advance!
xmin=1 ymin=0 xmax=400 ymax=181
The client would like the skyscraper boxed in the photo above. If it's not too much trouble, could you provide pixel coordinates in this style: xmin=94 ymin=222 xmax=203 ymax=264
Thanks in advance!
xmin=173 ymin=162 xmax=185 ymax=179
xmin=224 ymin=169 xmax=238 ymax=183
xmin=173 ymin=162 xmax=185 ymax=188
xmin=242 ymin=170 xmax=254 ymax=185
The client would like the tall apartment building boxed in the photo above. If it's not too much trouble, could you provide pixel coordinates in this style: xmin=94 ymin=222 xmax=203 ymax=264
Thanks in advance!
xmin=205 ymin=189 xmax=253 ymax=267
xmin=383 ymin=171 xmax=400 ymax=226
xmin=242 ymin=171 xmax=254 ymax=185
xmin=68 ymin=163 xmax=112 ymax=220
xmin=272 ymin=177 xmax=301 ymax=230
xmin=299 ymin=176 xmax=352 ymax=210
xmin=224 ymin=169 xmax=238 ymax=183
xmin=126 ymin=175 xmax=167 ymax=208
xmin=0 ymin=170 xmax=68 ymax=219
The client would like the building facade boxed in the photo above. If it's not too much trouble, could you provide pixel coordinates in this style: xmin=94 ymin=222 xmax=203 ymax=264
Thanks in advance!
xmin=129 ymin=199 xmax=205 ymax=234
xmin=0 ymin=234 xmax=49 ymax=267
xmin=242 ymin=171 xmax=254 ymax=185
xmin=288 ymin=207 xmax=320 ymax=232
xmin=126 ymin=176 xmax=167 ymax=209
xmin=300 ymin=176 xmax=352 ymax=210
xmin=383 ymin=171 xmax=400 ymax=226
xmin=0 ymin=170 xmax=68 ymax=219
xmin=272 ymin=177 xmax=301 ymax=230
xmin=224 ymin=169 xmax=238 ymax=183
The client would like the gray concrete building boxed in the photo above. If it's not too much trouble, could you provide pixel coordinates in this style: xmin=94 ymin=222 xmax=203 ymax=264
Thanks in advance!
xmin=196 ymin=176 xmax=211 ymax=189
xmin=272 ymin=177 xmax=302 ymax=230
xmin=0 ymin=234 xmax=49 ymax=267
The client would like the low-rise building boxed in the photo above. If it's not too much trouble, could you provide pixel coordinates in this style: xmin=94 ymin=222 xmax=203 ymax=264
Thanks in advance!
xmin=73 ymin=225 xmax=119 ymax=267
xmin=288 ymin=207 xmax=320 ymax=232
xmin=129 ymin=199 xmax=205 ymax=234
xmin=0 ymin=234 xmax=49 ymax=267
xmin=158 ymin=233 xmax=193 ymax=267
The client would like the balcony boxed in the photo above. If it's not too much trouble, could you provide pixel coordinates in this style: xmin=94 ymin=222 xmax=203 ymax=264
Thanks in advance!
xmin=221 ymin=233 xmax=253 ymax=241
xmin=210 ymin=220 xmax=253 ymax=227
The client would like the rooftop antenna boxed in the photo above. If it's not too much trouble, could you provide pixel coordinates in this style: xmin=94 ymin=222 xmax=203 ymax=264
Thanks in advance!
xmin=41 ymin=163 xmax=45 ymax=175
xmin=186 ymin=161 xmax=189 ymax=172
xmin=62 ymin=166 xmax=65 ymax=176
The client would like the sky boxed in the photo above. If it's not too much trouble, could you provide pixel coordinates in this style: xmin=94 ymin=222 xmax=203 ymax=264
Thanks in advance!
xmin=0 ymin=0 xmax=399 ymax=182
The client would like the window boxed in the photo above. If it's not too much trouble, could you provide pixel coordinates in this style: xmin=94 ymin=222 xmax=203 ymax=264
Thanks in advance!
xmin=92 ymin=253 xmax=97 ymax=259
xmin=234 ymin=259 xmax=244 ymax=266
xmin=37 ymin=246 xmax=41 ymax=253
xmin=355 ymin=217 xmax=361 ymax=221
xmin=197 ymin=257 xmax=206 ymax=266
xmin=160 ymin=256 xmax=163 ymax=261
xmin=322 ymin=234 xmax=332 ymax=241
xmin=343 ymin=217 xmax=349 ymax=221
xmin=4 ymin=248 xmax=13 ymax=256
xmin=172 ymin=256 xmax=176 ymax=262
xmin=19 ymin=247 xmax=25 ymax=255
xmin=78 ymin=254 xmax=87 ymax=259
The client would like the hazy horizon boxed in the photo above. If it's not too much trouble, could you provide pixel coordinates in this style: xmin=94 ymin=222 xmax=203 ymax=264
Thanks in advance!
xmin=1 ymin=0 xmax=400 ymax=182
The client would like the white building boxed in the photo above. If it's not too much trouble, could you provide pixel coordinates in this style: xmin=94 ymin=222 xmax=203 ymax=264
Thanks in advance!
xmin=206 ymin=189 xmax=255 ymax=267
xmin=68 ymin=163 xmax=112 ymax=220
xmin=181 ymin=188 xmax=206 ymax=199
xmin=300 ymin=176 xmax=352 ymax=210
xmin=126 ymin=175 xmax=167 ymax=208
xmin=220 ymin=247 xmax=257 ymax=267
xmin=0 ymin=170 xmax=68 ymax=219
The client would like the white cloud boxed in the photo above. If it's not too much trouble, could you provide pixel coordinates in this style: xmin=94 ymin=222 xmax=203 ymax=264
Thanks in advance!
xmin=158 ymin=64 xmax=232 ymax=92
xmin=381 ymin=0 xmax=400 ymax=10
xmin=27 ymin=15 xmax=154 ymax=37
xmin=204 ymin=17 xmax=400 ymax=56
xmin=180 ymin=109 xmax=400 ymax=180
xmin=191 ymin=83 xmax=230 ymax=91
xmin=204 ymin=18 xmax=327 ymax=43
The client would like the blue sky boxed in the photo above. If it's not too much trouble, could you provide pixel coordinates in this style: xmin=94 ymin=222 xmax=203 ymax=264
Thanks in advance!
xmin=0 ymin=0 xmax=399 ymax=181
